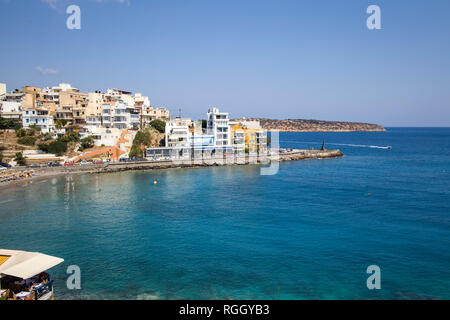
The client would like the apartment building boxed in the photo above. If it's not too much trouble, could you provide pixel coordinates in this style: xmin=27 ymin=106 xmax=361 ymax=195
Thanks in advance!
xmin=0 ymin=83 xmax=6 ymax=98
xmin=59 ymin=90 xmax=88 ymax=125
xmin=165 ymin=118 xmax=192 ymax=148
xmin=229 ymin=121 xmax=246 ymax=155
xmin=21 ymin=86 xmax=42 ymax=109
xmin=0 ymin=85 xmax=24 ymax=120
xmin=230 ymin=120 xmax=267 ymax=154
xmin=101 ymin=100 xmax=139 ymax=130
xmin=104 ymin=88 xmax=135 ymax=106
xmin=41 ymin=83 xmax=78 ymax=106
xmin=206 ymin=107 xmax=230 ymax=147
xmin=22 ymin=108 xmax=54 ymax=133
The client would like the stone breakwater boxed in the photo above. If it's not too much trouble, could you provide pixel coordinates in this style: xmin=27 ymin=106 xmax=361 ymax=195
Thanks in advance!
xmin=99 ymin=149 xmax=344 ymax=172
xmin=0 ymin=149 xmax=343 ymax=187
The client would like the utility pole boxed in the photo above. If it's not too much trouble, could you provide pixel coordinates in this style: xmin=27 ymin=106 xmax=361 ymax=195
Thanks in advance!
xmin=139 ymin=105 xmax=143 ymax=130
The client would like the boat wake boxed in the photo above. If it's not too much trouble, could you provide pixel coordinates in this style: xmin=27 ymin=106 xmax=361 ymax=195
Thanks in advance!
xmin=282 ymin=141 xmax=392 ymax=149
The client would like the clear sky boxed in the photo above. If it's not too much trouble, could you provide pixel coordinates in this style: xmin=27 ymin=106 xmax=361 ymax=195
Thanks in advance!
xmin=1 ymin=0 xmax=449 ymax=126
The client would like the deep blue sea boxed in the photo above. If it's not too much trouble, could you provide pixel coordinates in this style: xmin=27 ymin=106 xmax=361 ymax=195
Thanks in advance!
xmin=1 ymin=128 xmax=449 ymax=299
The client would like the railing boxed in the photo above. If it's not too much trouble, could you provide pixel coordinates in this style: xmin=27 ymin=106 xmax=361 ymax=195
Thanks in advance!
xmin=34 ymin=280 xmax=53 ymax=300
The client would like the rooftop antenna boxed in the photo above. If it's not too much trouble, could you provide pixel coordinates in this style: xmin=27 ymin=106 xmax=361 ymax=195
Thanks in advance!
xmin=178 ymin=108 xmax=182 ymax=118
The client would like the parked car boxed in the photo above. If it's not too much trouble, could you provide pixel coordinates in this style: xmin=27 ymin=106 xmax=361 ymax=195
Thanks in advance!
xmin=130 ymin=156 xmax=146 ymax=162
xmin=0 ymin=166 xmax=7 ymax=171
xmin=0 ymin=162 xmax=12 ymax=168
xmin=47 ymin=161 xmax=61 ymax=167
xmin=26 ymin=164 xmax=40 ymax=168
xmin=93 ymin=160 xmax=103 ymax=165
xmin=79 ymin=160 xmax=88 ymax=165
xmin=64 ymin=161 xmax=75 ymax=166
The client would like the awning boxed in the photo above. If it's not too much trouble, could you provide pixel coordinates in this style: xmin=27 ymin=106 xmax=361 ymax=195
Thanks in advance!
xmin=0 ymin=249 xmax=64 ymax=280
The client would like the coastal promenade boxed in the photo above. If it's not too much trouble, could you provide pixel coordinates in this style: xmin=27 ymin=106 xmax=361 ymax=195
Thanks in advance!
xmin=0 ymin=149 xmax=343 ymax=187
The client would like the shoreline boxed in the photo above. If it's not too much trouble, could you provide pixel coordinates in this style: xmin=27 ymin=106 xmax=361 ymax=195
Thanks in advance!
xmin=0 ymin=149 xmax=343 ymax=189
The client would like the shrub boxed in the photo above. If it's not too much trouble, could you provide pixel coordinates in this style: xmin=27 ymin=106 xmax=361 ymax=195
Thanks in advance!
xmin=18 ymin=136 xmax=37 ymax=146
xmin=129 ymin=130 xmax=152 ymax=158
xmin=47 ymin=140 xmax=67 ymax=156
xmin=149 ymin=119 xmax=166 ymax=133
xmin=29 ymin=124 xmax=40 ymax=133
xmin=38 ymin=143 xmax=49 ymax=153
xmin=14 ymin=152 xmax=26 ymax=166
xmin=55 ymin=119 xmax=68 ymax=129
xmin=58 ymin=132 xmax=80 ymax=143
xmin=80 ymin=136 xmax=94 ymax=150
xmin=0 ymin=117 xmax=21 ymax=130
xmin=16 ymin=128 xmax=26 ymax=137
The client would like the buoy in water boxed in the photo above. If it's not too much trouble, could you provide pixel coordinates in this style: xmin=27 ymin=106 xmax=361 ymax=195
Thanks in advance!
xmin=153 ymin=179 xmax=158 ymax=184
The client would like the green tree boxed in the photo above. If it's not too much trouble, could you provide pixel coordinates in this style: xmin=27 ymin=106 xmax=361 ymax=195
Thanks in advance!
xmin=79 ymin=136 xmax=95 ymax=151
xmin=55 ymin=119 xmax=66 ymax=130
xmin=38 ymin=143 xmax=49 ymax=153
xmin=38 ymin=140 xmax=68 ymax=156
xmin=58 ymin=131 xmax=80 ymax=143
xmin=14 ymin=152 xmax=26 ymax=166
xmin=149 ymin=119 xmax=166 ymax=133
xmin=43 ymin=132 xmax=53 ymax=141
xmin=16 ymin=128 xmax=26 ymax=137
xmin=129 ymin=130 xmax=152 ymax=158
xmin=48 ymin=141 xmax=68 ymax=156
xmin=0 ymin=117 xmax=21 ymax=130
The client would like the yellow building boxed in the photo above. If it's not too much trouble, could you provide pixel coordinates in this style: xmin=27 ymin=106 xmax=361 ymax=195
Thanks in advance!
xmin=59 ymin=91 xmax=88 ymax=125
xmin=230 ymin=121 xmax=267 ymax=154
xmin=21 ymin=86 xmax=42 ymax=109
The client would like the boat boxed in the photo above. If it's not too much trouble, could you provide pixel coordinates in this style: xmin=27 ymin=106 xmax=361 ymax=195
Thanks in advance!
xmin=0 ymin=249 xmax=64 ymax=300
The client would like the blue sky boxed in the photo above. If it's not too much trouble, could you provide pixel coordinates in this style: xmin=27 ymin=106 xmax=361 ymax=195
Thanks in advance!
xmin=1 ymin=0 xmax=449 ymax=126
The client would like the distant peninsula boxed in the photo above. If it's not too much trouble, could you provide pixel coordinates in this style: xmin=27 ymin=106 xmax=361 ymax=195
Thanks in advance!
xmin=233 ymin=118 xmax=386 ymax=132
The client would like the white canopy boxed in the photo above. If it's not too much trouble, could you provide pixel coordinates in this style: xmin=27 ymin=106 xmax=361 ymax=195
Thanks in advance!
xmin=0 ymin=249 xmax=64 ymax=280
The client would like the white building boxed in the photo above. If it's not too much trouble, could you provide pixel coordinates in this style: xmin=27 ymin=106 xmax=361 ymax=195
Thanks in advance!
xmin=86 ymin=115 xmax=102 ymax=130
xmin=0 ymin=86 xmax=24 ymax=120
xmin=134 ymin=93 xmax=150 ymax=108
xmin=104 ymin=88 xmax=135 ymax=107
xmin=22 ymin=109 xmax=54 ymax=133
xmin=0 ymin=83 xmax=6 ymax=98
xmin=101 ymin=100 xmax=139 ymax=130
xmin=81 ymin=127 xmax=123 ymax=147
xmin=42 ymin=82 xmax=79 ymax=105
xmin=165 ymin=118 xmax=191 ymax=148
xmin=207 ymin=107 xmax=230 ymax=147
xmin=0 ymin=101 xmax=22 ymax=120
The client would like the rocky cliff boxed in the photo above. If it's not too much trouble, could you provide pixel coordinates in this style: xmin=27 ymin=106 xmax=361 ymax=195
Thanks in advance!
xmin=234 ymin=118 xmax=386 ymax=132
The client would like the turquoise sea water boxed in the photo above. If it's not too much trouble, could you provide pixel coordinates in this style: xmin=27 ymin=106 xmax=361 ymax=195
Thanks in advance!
xmin=0 ymin=128 xmax=449 ymax=299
